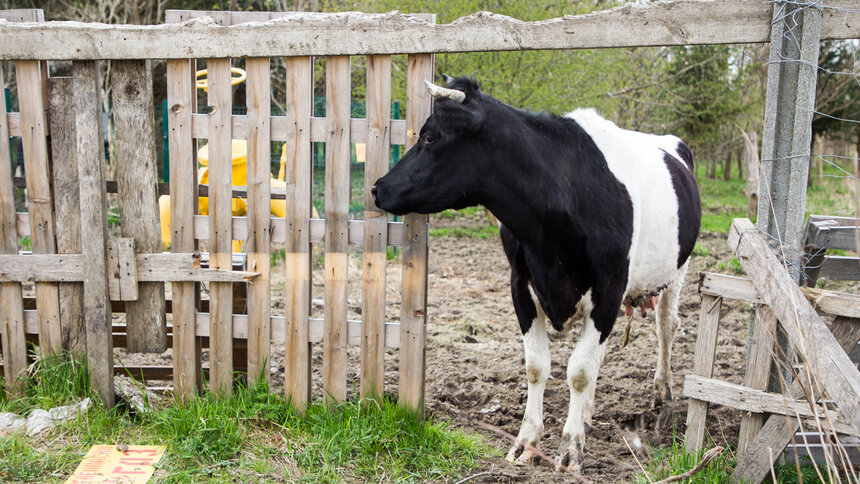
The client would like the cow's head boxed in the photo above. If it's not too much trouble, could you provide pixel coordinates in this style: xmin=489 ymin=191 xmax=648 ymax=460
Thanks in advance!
xmin=372 ymin=75 xmax=493 ymax=215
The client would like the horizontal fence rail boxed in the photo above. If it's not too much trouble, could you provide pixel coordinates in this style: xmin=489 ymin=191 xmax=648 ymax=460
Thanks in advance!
xmin=0 ymin=1 xmax=857 ymax=60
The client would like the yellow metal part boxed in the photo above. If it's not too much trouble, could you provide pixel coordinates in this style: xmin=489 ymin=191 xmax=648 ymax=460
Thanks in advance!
xmin=195 ymin=67 xmax=247 ymax=93
xmin=159 ymin=139 xmax=317 ymax=251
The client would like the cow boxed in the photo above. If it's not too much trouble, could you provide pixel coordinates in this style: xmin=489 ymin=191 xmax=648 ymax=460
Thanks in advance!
xmin=372 ymin=75 xmax=701 ymax=472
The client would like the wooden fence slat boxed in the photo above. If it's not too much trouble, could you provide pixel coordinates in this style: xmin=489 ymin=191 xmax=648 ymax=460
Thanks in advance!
xmin=167 ymin=58 xmax=200 ymax=401
xmin=733 ymin=316 xmax=860 ymax=483
xmin=245 ymin=57 xmax=271 ymax=386
xmin=737 ymin=305 xmax=777 ymax=456
xmin=0 ymin=62 xmax=27 ymax=396
xmin=729 ymin=218 xmax=860 ymax=436
xmin=73 ymin=60 xmax=114 ymax=407
xmin=361 ymin=54 xmax=391 ymax=401
xmin=283 ymin=56 xmax=313 ymax=413
xmin=399 ymin=52 xmax=433 ymax=415
xmin=3 ymin=2 xmax=860 ymax=60
xmin=323 ymin=55 xmax=351 ymax=406
xmin=48 ymin=76 xmax=86 ymax=357
xmin=112 ymin=59 xmax=167 ymax=353
xmin=206 ymin=57 xmax=234 ymax=397
xmin=16 ymin=60 xmax=62 ymax=357
xmin=683 ymin=294 xmax=722 ymax=451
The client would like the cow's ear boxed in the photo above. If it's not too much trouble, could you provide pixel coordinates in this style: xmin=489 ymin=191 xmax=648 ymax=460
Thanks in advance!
xmin=435 ymin=102 xmax=484 ymax=135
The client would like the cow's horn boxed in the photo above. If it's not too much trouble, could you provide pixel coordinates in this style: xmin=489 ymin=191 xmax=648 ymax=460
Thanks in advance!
xmin=424 ymin=79 xmax=465 ymax=103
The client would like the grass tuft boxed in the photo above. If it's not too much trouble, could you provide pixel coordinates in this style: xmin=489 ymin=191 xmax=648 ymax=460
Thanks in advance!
xmin=635 ymin=438 xmax=735 ymax=483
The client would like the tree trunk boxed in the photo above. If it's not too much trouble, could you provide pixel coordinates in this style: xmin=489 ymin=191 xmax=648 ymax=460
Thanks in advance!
xmin=707 ymin=156 xmax=717 ymax=179
xmin=723 ymin=150 xmax=732 ymax=180
xmin=736 ymin=146 xmax=744 ymax=180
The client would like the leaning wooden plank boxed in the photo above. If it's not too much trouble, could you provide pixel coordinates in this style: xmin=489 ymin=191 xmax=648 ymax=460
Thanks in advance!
xmin=3 ymin=2 xmax=860 ymax=60
xmin=206 ymin=58 xmax=234 ymax=397
xmin=399 ymin=52 xmax=433 ymax=415
xmin=733 ymin=316 xmax=860 ymax=483
xmin=684 ymin=375 xmax=857 ymax=436
xmin=167 ymin=58 xmax=200 ymax=401
xmin=684 ymin=294 xmax=722 ymax=451
xmin=737 ymin=305 xmax=778 ymax=456
xmin=112 ymin=59 xmax=167 ymax=353
xmin=361 ymin=54 xmax=392 ymax=401
xmin=322 ymin=55 xmax=351 ymax=407
xmin=283 ymin=56 xmax=313 ymax=413
xmin=728 ymin=218 xmax=860 ymax=435
xmin=48 ymin=76 xmax=86 ymax=357
xmin=16 ymin=60 xmax=62 ymax=357
xmin=245 ymin=57 xmax=271 ymax=386
xmin=74 ymin=60 xmax=114 ymax=407
xmin=0 ymin=62 xmax=26 ymax=396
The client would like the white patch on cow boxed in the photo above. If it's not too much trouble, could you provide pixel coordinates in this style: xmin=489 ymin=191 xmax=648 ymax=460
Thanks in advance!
xmin=560 ymin=316 xmax=606 ymax=467
xmin=566 ymin=108 xmax=686 ymax=297
xmin=654 ymin=260 xmax=688 ymax=402
xmin=507 ymin=293 xmax=551 ymax=463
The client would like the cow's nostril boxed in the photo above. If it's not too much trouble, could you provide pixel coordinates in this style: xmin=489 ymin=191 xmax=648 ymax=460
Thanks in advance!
xmin=371 ymin=184 xmax=378 ymax=198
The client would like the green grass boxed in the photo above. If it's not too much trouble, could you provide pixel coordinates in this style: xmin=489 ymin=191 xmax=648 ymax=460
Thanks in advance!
xmin=634 ymin=438 xmax=735 ymax=484
xmin=0 ymin=354 xmax=492 ymax=483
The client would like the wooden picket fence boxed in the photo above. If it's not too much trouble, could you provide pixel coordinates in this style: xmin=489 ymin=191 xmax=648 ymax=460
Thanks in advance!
xmin=0 ymin=8 xmax=433 ymax=413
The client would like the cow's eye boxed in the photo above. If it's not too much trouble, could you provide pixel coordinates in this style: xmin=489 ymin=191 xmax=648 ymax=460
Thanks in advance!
xmin=422 ymin=133 xmax=435 ymax=144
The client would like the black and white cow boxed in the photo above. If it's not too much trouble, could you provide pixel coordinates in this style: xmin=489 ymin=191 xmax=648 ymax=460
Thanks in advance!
xmin=373 ymin=76 xmax=701 ymax=471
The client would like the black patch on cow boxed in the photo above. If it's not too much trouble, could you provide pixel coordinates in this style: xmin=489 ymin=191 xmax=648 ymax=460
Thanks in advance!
xmin=500 ymin=225 xmax=537 ymax=335
xmin=663 ymin=152 xmax=701 ymax=268
xmin=676 ymin=141 xmax=694 ymax=171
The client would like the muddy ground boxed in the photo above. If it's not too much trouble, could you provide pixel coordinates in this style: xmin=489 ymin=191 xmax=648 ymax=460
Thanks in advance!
xmin=116 ymin=211 xmax=755 ymax=483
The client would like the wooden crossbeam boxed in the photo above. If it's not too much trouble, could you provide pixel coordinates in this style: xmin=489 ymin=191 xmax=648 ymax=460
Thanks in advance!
xmin=728 ymin=218 xmax=860 ymax=436
xmin=684 ymin=375 xmax=857 ymax=436
xmin=1 ymin=1 xmax=859 ymax=60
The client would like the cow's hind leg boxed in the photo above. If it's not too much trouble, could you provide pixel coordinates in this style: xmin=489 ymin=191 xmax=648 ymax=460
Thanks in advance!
xmin=506 ymin=303 xmax=550 ymax=464
xmin=653 ymin=261 xmax=688 ymax=407
xmin=558 ymin=317 xmax=606 ymax=472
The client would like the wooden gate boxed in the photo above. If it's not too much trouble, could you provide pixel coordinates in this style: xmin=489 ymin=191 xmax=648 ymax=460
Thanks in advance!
xmin=0 ymin=8 xmax=433 ymax=414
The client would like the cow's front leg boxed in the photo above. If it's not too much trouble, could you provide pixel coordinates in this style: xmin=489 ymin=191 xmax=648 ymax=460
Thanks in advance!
xmin=506 ymin=305 xmax=550 ymax=464
xmin=558 ymin=318 xmax=605 ymax=472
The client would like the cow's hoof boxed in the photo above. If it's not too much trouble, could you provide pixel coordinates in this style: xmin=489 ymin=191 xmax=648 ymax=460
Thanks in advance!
xmin=652 ymin=382 xmax=672 ymax=409
xmin=515 ymin=448 xmax=540 ymax=466
xmin=555 ymin=433 xmax=584 ymax=473
xmin=505 ymin=442 xmax=523 ymax=463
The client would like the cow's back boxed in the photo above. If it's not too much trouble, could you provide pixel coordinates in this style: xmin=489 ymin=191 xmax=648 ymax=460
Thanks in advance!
xmin=566 ymin=109 xmax=699 ymax=298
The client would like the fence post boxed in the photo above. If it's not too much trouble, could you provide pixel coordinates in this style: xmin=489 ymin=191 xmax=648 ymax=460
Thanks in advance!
xmin=74 ymin=60 xmax=114 ymax=408
xmin=399 ymin=46 xmax=434 ymax=416
xmin=112 ymin=60 xmax=167 ymax=353
xmin=0 ymin=63 xmax=27 ymax=397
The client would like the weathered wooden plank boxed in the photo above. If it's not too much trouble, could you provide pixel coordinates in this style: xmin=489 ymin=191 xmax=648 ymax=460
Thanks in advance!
xmin=112 ymin=59 xmax=167 ymax=353
xmin=283 ymin=56 xmax=313 ymax=413
xmin=733 ymin=317 xmax=860 ymax=483
xmin=245 ymin=57 xmax=271 ymax=386
xmin=12 ymin=309 xmax=403 ymax=349
xmin=16 ymin=60 xmax=62 ymax=357
xmin=74 ymin=60 xmax=114 ymax=407
xmin=684 ymin=375 xmax=857 ymax=436
xmin=399 ymin=52 xmax=433 ymax=415
xmin=3 ymin=2 xmax=860 ymax=60
xmin=106 ymin=238 xmax=138 ymax=301
xmin=729 ymin=218 xmax=860 ymax=436
xmin=361 ymin=54 xmax=392 ymax=401
xmin=0 ymin=9 xmax=44 ymax=22
xmin=205 ymin=57 xmax=234 ymax=397
xmin=167 ymin=58 xmax=200 ymax=401
xmin=817 ymin=256 xmax=860 ymax=281
xmin=0 ymin=252 xmax=256 ymax=283
xmin=737 ymin=304 xmax=777 ymax=456
xmin=191 ymin=216 xmax=407 ymax=246
xmin=322 ymin=55 xmax=351 ymax=407
xmin=684 ymin=294 xmax=722 ymax=451
xmin=48 ymin=76 xmax=86 ymax=357
xmin=0 ymin=62 xmax=27 ymax=396
xmin=700 ymin=272 xmax=860 ymax=319
xmin=188 ymin=114 xmax=408 ymax=145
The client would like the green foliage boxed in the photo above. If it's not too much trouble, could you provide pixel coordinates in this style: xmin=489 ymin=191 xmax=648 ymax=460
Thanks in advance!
xmin=0 ymin=352 xmax=95 ymax=413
